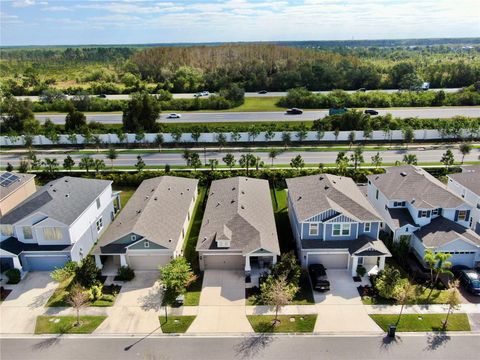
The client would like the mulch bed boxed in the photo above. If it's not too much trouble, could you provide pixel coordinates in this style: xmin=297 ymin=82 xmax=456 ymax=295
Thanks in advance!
xmin=0 ymin=287 xmax=12 ymax=301
xmin=353 ymin=276 xmax=362 ymax=282
xmin=103 ymin=284 xmax=121 ymax=295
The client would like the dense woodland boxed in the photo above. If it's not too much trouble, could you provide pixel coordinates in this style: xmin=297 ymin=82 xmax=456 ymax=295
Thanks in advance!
xmin=1 ymin=43 xmax=479 ymax=95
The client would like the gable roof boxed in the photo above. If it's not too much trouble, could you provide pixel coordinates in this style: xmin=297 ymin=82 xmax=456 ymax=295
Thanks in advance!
xmin=0 ymin=172 xmax=35 ymax=201
xmin=286 ymin=174 xmax=381 ymax=222
xmin=301 ymin=235 xmax=391 ymax=256
xmin=0 ymin=176 xmax=111 ymax=226
xmin=196 ymin=177 xmax=279 ymax=255
xmin=448 ymin=166 xmax=480 ymax=196
xmin=0 ymin=236 xmax=72 ymax=255
xmin=95 ymin=176 xmax=198 ymax=253
xmin=367 ymin=165 xmax=464 ymax=209
xmin=414 ymin=217 xmax=480 ymax=248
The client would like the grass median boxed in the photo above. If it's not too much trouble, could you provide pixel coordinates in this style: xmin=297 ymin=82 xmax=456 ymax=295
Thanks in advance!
xmin=369 ymin=313 xmax=470 ymax=332
xmin=159 ymin=316 xmax=196 ymax=333
xmin=248 ymin=315 xmax=317 ymax=333
xmin=35 ymin=315 xmax=107 ymax=334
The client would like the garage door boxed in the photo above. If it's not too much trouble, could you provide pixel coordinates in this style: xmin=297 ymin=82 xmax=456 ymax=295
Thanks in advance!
xmin=23 ymin=255 xmax=69 ymax=271
xmin=307 ymin=253 xmax=349 ymax=269
xmin=128 ymin=254 xmax=171 ymax=270
xmin=204 ymin=255 xmax=244 ymax=270
xmin=448 ymin=253 xmax=475 ymax=268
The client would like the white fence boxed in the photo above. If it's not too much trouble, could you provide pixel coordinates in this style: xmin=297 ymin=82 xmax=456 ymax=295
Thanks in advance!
xmin=0 ymin=129 xmax=476 ymax=147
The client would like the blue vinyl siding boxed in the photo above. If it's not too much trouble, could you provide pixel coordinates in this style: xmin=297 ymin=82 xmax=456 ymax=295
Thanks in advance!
xmin=358 ymin=222 xmax=380 ymax=237
xmin=301 ymin=222 xmax=324 ymax=240
xmin=324 ymin=223 xmax=358 ymax=241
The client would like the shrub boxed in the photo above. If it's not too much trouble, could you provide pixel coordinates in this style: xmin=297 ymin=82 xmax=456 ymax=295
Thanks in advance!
xmin=88 ymin=284 xmax=103 ymax=301
xmin=50 ymin=261 xmax=77 ymax=282
xmin=356 ymin=265 xmax=367 ymax=277
xmin=76 ymin=256 xmax=101 ymax=288
xmin=5 ymin=268 xmax=21 ymax=284
xmin=117 ymin=266 xmax=135 ymax=281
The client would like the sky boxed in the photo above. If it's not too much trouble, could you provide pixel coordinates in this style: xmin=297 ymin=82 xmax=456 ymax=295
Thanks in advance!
xmin=1 ymin=0 xmax=479 ymax=46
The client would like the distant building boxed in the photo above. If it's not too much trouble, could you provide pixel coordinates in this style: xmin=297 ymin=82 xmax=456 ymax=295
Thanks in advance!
xmin=0 ymin=172 xmax=36 ymax=217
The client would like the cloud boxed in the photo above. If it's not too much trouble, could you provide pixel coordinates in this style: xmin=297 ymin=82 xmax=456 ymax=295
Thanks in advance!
xmin=12 ymin=0 xmax=36 ymax=7
xmin=42 ymin=6 xmax=72 ymax=12
xmin=0 ymin=11 xmax=22 ymax=24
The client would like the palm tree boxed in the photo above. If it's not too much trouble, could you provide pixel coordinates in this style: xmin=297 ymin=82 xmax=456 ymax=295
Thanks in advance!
xmin=371 ymin=152 xmax=383 ymax=169
xmin=106 ymin=148 xmax=118 ymax=169
xmin=63 ymin=155 xmax=75 ymax=172
xmin=459 ymin=143 xmax=472 ymax=164
xmin=42 ymin=158 xmax=59 ymax=178
xmin=222 ymin=153 xmax=235 ymax=170
xmin=403 ymin=154 xmax=418 ymax=165
xmin=281 ymin=132 xmax=291 ymax=149
xmin=268 ymin=149 xmax=279 ymax=167
xmin=424 ymin=250 xmax=437 ymax=285
xmin=433 ymin=252 xmax=453 ymax=286
xmin=350 ymin=146 xmax=364 ymax=170
xmin=239 ymin=153 xmax=256 ymax=175
xmin=79 ymin=156 xmax=95 ymax=174
xmin=208 ymin=159 xmax=219 ymax=171
xmin=94 ymin=159 xmax=105 ymax=174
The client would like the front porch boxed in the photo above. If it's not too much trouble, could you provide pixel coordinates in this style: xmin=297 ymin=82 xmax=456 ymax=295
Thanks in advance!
xmin=245 ymin=253 xmax=277 ymax=288
xmin=351 ymin=255 xmax=386 ymax=277
xmin=95 ymin=254 xmax=127 ymax=276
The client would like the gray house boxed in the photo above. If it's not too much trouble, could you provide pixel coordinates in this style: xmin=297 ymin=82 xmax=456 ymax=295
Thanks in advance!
xmin=287 ymin=174 xmax=390 ymax=276
xmin=0 ymin=177 xmax=117 ymax=272
xmin=197 ymin=177 xmax=280 ymax=275
xmin=93 ymin=176 xmax=198 ymax=272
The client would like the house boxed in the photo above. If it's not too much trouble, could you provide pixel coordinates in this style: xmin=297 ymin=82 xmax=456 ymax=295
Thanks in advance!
xmin=447 ymin=166 xmax=480 ymax=234
xmin=0 ymin=176 xmax=118 ymax=272
xmin=367 ymin=165 xmax=480 ymax=268
xmin=0 ymin=172 xmax=36 ymax=216
xmin=287 ymin=174 xmax=390 ymax=276
xmin=93 ymin=176 xmax=198 ymax=272
xmin=196 ymin=177 xmax=280 ymax=276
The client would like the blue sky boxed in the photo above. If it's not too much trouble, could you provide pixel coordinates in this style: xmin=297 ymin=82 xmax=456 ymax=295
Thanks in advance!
xmin=1 ymin=0 xmax=479 ymax=46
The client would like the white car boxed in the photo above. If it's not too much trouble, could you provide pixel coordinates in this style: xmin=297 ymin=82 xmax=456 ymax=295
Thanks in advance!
xmin=167 ymin=113 xmax=181 ymax=119
xmin=201 ymin=91 xmax=210 ymax=96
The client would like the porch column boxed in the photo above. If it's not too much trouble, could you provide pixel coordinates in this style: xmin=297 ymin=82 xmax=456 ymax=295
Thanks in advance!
xmin=12 ymin=256 xmax=22 ymax=271
xmin=272 ymin=255 xmax=277 ymax=265
xmin=94 ymin=255 xmax=103 ymax=269
xmin=351 ymin=256 xmax=359 ymax=277
xmin=245 ymin=255 xmax=251 ymax=272
xmin=120 ymin=254 xmax=128 ymax=267
xmin=378 ymin=257 xmax=386 ymax=271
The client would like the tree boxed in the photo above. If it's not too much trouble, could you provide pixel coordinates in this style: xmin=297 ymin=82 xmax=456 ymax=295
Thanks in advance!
xmin=159 ymin=257 xmax=197 ymax=296
xmin=459 ymin=143 xmax=472 ymax=164
xmin=222 ymin=153 xmax=235 ymax=170
xmin=68 ymin=283 xmax=90 ymax=327
xmin=6 ymin=163 xmax=13 ymax=172
xmin=135 ymin=130 xmax=145 ymax=146
xmin=392 ymin=279 xmax=415 ymax=326
xmin=290 ymin=155 xmax=305 ymax=169
xmin=316 ymin=129 xmax=325 ymax=143
xmin=1 ymin=97 xmax=35 ymax=133
xmin=135 ymin=155 xmax=146 ymax=172
xmin=93 ymin=135 xmax=103 ymax=153
xmin=63 ymin=155 xmax=75 ymax=172
xmin=182 ymin=149 xmax=192 ymax=166
xmin=115 ymin=128 xmax=127 ymax=148
xmin=230 ymin=131 xmax=241 ymax=143
xmin=335 ymin=151 xmax=350 ymax=176
xmin=296 ymin=124 xmax=308 ymax=143
xmin=42 ymin=158 xmax=59 ymax=177
xmin=248 ymin=126 xmax=260 ymax=142
xmin=270 ymin=252 xmax=301 ymax=287
xmin=268 ymin=149 xmax=279 ymax=166
xmin=18 ymin=160 xmax=30 ymax=173
xmin=402 ymin=126 xmax=415 ymax=148
xmin=371 ymin=152 xmax=383 ymax=169
xmin=260 ymin=275 xmax=298 ymax=325
xmin=94 ymin=159 xmax=105 ymax=174
xmin=79 ymin=156 xmax=95 ymax=173
xmin=24 ymin=134 xmax=34 ymax=151
xmin=254 ymin=156 xmax=264 ymax=170
xmin=190 ymin=128 xmax=201 ymax=144
xmin=122 ymin=91 xmax=161 ymax=132
xmin=443 ymin=280 xmax=461 ymax=330
xmin=106 ymin=148 xmax=118 ymax=168
xmin=440 ymin=149 xmax=455 ymax=170
xmin=374 ymin=266 xmax=402 ymax=299
xmin=239 ymin=153 xmax=257 ymax=175
xmin=76 ymin=256 xmax=100 ymax=288
xmin=154 ymin=133 xmax=164 ymax=152
xmin=65 ymin=107 xmax=87 ymax=132
xmin=334 ymin=128 xmax=340 ymax=141
xmin=264 ymin=129 xmax=275 ymax=142
xmin=171 ymin=128 xmax=183 ymax=145
xmin=43 ymin=119 xmax=60 ymax=144
xmin=350 ymin=146 xmax=364 ymax=170
xmin=348 ymin=131 xmax=356 ymax=149
xmin=208 ymin=159 xmax=219 ymax=171
xmin=281 ymin=132 xmax=291 ymax=149
xmin=190 ymin=153 xmax=202 ymax=170
xmin=432 ymin=252 xmax=453 ymax=286
xmin=403 ymin=153 xmax=418 ymax=165
xmin=67 ymin=133 xmax=78 ymax=148
xmin=216 ymin=132 xmax=227 ymax=150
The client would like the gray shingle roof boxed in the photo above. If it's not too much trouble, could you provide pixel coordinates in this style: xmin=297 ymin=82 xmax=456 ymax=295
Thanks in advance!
xmin=0 ymin=236 xmax=72 ymax=255
xmin=367 ymin=165 xmax=463 ymax=209
xmin=196 ymin=177 xmax=280 ymax=255
xmin=287 ymin=174 xmax=381 ymax=222
xmin=301 ymin=235 xmax=391 ymax=256
xmin=448 ymin=166 xmax=480 ymax=196
xmin=95 ymin=176 xmax=198 ymax=253
xmin=0 ymin=176 xmax=112 ymax=226
xmin=387 ymin=208 xmax=417 ymax=228
xmin=414 ymin=217 xmax=480 ymax=247
xmin=0 ymin=172 xmax=35 ymax=201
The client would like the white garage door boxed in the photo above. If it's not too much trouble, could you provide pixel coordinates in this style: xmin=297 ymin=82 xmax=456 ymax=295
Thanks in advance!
xmin=204 ymin=255 xmax=244 ymax=270
xmin=128 ymin=254 xmax=171 ymax=270
xmin=448 ymin=253 xmax=475 ymax=268
xmin=307 ymin=253 xmax=349 ymax=269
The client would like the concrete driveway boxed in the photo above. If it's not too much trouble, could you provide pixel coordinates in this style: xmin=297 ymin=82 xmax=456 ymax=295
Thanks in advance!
xmin=314 ymin=270 xmax=382 ymax=333
xmin=95 ymin=271 xmax=163 ymax=334
xmin=188 ymin=270 xmax=253 ymax=333
xmin=0 ymin=272 xmax=57 ymax=334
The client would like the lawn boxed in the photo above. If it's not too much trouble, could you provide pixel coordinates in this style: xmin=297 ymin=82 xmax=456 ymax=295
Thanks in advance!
xmin=35 ymin=316 xmax=107 ymax=334
xmin=370 ymin=313 xmax=471 ymax=332
xmin=247 ymin=315 xmax=317 ymax=333
xmin=114 ymin=186 xmax=136 ymax=209
xmin=184 ymin=273 xmax=203 ymax=306
xmin=159 ymin=315 xmax=196 ymax=333
xmin=225 ymin=97 xmax=283 ymax=112
xmin=270 ymin=188 xmax=296 ymax=253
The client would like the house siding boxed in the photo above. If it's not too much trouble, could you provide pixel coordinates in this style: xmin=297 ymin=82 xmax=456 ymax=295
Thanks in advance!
xmin=324 ymin=223 xmax=359 ymax=241
xmin=301 ymin=222 xmax=324 ymax=240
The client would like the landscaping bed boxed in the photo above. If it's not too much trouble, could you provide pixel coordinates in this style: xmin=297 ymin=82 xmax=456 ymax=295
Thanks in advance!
xmin=35 ymin=315 xmax=107 ymax=334
xmin=369 ymin=313 xmax=471 ymax=332
xmin=247 ymin=315 xmax=317 ymax=333
xmin=159 ymin=316 xmax=196 ymax=333
xmin=184 ymin=274 xmax=203 ymax=306
xmin=0 ymin=287 xmax=12 ymax=302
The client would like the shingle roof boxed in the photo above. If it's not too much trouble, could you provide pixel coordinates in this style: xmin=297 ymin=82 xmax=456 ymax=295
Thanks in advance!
xmin=0 ymin=176 xmax=112 ymax=226
xmin=387 ymin=208 xmax=417 ymax=228
xmin=301 ymin=235 xmax=391 ymax=256
xmin=0 ymin=236 xmax=72 ymax=255
xmin=448 ymin=166 xmax=480 ymax=196
xmin=414 ymin=217 xmax=480 ymax=247
xmin=287 ymin=174 xmax=381 ymax=222
xmin=0 ymin=172 xmax=35 ymax=201
xmin=367 ymin=165 xmax=463 ymax=209
xmin=196 ymin=177 xmax=280 ymax=255
xmin=95 ymin=176 xmax=198 ymax=253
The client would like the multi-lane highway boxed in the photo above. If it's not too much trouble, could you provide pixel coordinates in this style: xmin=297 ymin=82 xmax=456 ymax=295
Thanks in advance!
xmin=34 ymin=107 xmax=480 ymax=125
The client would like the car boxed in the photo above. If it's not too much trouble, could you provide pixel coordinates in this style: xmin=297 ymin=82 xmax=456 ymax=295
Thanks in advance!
xmin=97 ymin=94 xmax=107 ymax=98
xmin=166 ymin=113 xmax=181 ymax=119
xmin=364 ymin=109 xmax=379 ymax=115
xmin=201 ymin=91 xmax=210 ymax=96
xmin=453 ymin=266 xmax=480 ymax=295
xmin=194 ymin=92 xmax=202 ymax=97
xmin=357 ymin=88 xmax=367 ymax=92
xmin=257 ymin=90 xmax=268 ymax=94
xmin=308 ymin=264 xmax=330 ymax=292
xmin=285 ymin=108 xmax=303 ymax=115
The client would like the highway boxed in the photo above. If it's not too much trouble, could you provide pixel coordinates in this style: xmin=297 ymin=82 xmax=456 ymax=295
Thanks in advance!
xmin=2 ymin=148 xmax=479 ymax=167
xmin=34 ymin=107 xmax=480 ymax=125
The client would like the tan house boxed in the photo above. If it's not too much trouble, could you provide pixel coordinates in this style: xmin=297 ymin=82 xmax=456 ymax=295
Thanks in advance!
xmin=0 ymin=172 xmax=36 ymax=217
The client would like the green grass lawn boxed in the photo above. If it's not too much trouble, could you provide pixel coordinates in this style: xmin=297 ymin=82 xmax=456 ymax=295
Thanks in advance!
xmin=114 ymin=186 xmax=136 ymax=208
xmin=370 ymin=313 xmax=470 ymax=332
xmin=35 ymin=316 xmax=107 ymax=334
xmin=248 ymin=315 xmax=317 ymax=333
xmin=270 ymin=188 xmax=296 ymax=253
xmin=184 ymin=273 xmax=203 ymax=306
xmin=159 ymin=316 xmax=196 ymax=333
xmin=225 ymin=97 xmax=283 ymax=112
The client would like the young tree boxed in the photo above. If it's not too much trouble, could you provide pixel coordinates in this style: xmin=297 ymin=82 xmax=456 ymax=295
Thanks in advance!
xmin=171 ymin=128 xmax=183 ymax=145
xmin=94 ymin=159 xmax=106 ymax=174
xmin=402 ymin=126 xmax=415 ymax=148
xmin=115 ymin=128 xmax=127 ymax=148
xmin=63 ymin=155 xmax=75 ymax=172
xmin=239 ymin=153 xmax=256 ymax=175
xmin=42 ymin=158 xmax=59 ymax=177
xmin=268 ymin=149 xmax=279 ymax=167
xmin=254 ymin=156 xmax=264 ymax=171
xmin=371 ymin=152 xmax=383 ymax=169
xmin=443 ymin=280 xmax=461 ymax=330
xmin=68 ymin=283 xmax=90 ymax=327
xmin=459 ymin=143 xmax=472 ymax=164
xmin=230 ymin=131 xmax=241 ymax=143
xmin=24 ymin=134 xmax=34 ymax=151
xmin=135 ymin=155 xmax=146 ymax=172
xmin=79 ymin=156 xmax=95 ymax=173
xmin=290 ymin=155 xmax=305 ymax=169
xmin=222 ymin=153 xmax=235 ymax=170
xmin=264 ymin=129 xmax=275 ymax=142
xmin=440 ymin=149 xmax=455 ymax=170
xmin=334 ymin=128 xmax=340 ymax=141
xmin=182 ymin=149 xmax=192 ymax=166
xmin=335 ymin=151 xmax=350 ymax=176
xmin=248 ymin=126 xmax=260 ymax=142
xmin=216 ymin=132 xmax=227 ymax=150
xmin=281 ymin=132 xmax=291 ymax=149
xmin=393 ymin=280 xmax=415 ymax=326
xmin=260 ymin=275 xmax=298 ymax=325
xmin=18 ymin=160 xmax=30 ymax=173
xmin=348 ymin=131 xmax=356 ymax=149
xmin=189 ymin=152 xmax=202 ymax=170
xmin=350 ymin=146 xmax=364 ymax=170
xmin=403 ymin=153 xmax=418 ymax=165
xmin=159 ymin=257 xmax=197 ymax=296
xmin=67 ymin=133 xmax=78 ymax=149
xmin=296 ymin=124 xmax=308 ymax=143
xmin=208 ymin=159 xmax=219 ymax=171
xmin=154 ymin=133 xmax=164 ymax=152
xmin=135 ymin=130 xmax=145 ymax=146
xmin=316 ymin=130 xmax=325 ymax=143
xmin=106 ymin=148 xmax=118 ymax=169
xmin=190 ymin=127 xmax=201 ymax=144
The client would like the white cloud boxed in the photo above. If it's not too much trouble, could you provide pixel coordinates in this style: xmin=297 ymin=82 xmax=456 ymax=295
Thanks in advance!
xmin=12 ymin=0 xmax=36 ymax=7
xmin=0 ymin=11 xmax=22 ymax=24
xmin=42 ymin=6 xmax=71 ymax=12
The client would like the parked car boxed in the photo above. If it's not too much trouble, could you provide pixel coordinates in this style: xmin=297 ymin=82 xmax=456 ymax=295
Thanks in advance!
xmin=308 ymin=264 xmax=330 ymax=292
xmin=357 ymin=88 xmax=367 ymax=92
xmin=167 ymin=113 xmax=181 ymax=119
xmin=453 ymin=266 xmax=480 ymax=295
xmin=257 ymin=90 xmax=268 ymax=94
xmin=328 ymin=108 xmax=348 ymax=116
xmin=194 ymin=92 xmax=202 ymax=97
xmin=364 ymin=109 xmax=379 ymax=115
xmin=97 ymin=94 xmax=107 ymax=98
xmin=286 ymin=108 xmax=303 ymax=115
xmin=201 ymin=91 xmax=210 ymax=96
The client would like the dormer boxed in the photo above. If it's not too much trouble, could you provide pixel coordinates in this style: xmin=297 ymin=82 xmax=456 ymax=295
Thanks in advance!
xmin=215 ymin=225 xmax=232 ymax=248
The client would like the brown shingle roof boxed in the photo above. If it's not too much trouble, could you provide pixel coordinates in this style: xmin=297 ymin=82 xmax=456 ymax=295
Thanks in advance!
xmin=448 ymin=166 xmax=480 ymax=196
xmin=414 ymin=217 xmax=480 ymax=247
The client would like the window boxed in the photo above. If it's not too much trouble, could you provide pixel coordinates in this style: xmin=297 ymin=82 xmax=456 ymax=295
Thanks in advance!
xmin=402 ymin=201 xmax=406 ymax=207
xmin=357 ymin=256 xmax=364 ymax=265
xmin=96 ymin=198 xmax=101 ymax=209
xmin=309 ymin=223 xmax=319 ymax=236
xmin=43 ymin=227 xmax=63 ymax=241
xmin=333 ymin=224 xmax=350 ymax=236
xmin=458 ymin=210 xmax=467 ymax=221
xmin=432 ymin=208 xmax=441 ymax=216
xmin=131 ymin=234 xmax=137 ymax=241
xmin=22 ymin=226 xmax=33 ymax=239
xmin=144 ymin=241 xmax=150 ymax=248
xmin=96 ymin=217 xmax=103 ymax=232
xmin=364 ymin=222 xmax=371 ymax=232
xmin=420 ymin=210 xmax=429 ymax=218
xmin=0 ymin=225 xmax=14 ymax=237
xmin=476 ymin=203 xmax=480 ymax=210
xmin=375 ymin=189 xmax=379 ymax=200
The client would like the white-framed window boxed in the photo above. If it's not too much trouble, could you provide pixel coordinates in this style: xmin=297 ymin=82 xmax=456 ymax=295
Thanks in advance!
xmin=144 ymin=240 xmax=150 ymax=248
xmin=458 ymin=210 xmax=467 ymax=221
xmin=364 ymin=222 xmax=371 ymax=232
xmin=96 ymin=217 xmax=103 ymax=232
xmin=309 ymin=223 xmax=319 ymax=236
xmin=96 ymin=198 xmax=101 ymax=209
xmin=432 ymin=208 xmax=441 ymax=216
xmin=420 ymin=210 xmax=429 ymax=218
xmin=375 ymin=189 xmax=379 ymax=200
xmin=131 ymin=234 xmax=137 ymax=241
xmin=0 ymin=225 xmax=14 ymax=237
xmin=22 ymin=226 xmax=33 ymax=239
xmin=357 ymin=256 xmax=364 ymax=265
xmin=43 ymin=227 xmax=63 ymax=241
xmin=332 ymin=223 xmax=350 ymax=236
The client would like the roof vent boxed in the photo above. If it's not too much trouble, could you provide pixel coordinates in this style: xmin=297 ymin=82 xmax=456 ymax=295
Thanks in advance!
xmin=232 ymin=187 xmax=236 ymax=191
xmin=231 ymin=199 xmax=235 ymax=204
xmin=187 ymin=188 xmax=190 ymax=191
xmin=324 ymin=185 xmax=329 ymax=190
xmin=180 ymin=192 xmax=183 ymax=195
xmin=332 ymin=180 xmax=336 ymax=184
xmin=216 ymin=202 xmax=221 ymax=207
xmin=151 ymin=188 xmax=155 ymax=192
xmin=400 ymin=172 xmax=407 ymax=177
xmin=168 ymin=239 xmax=172 ymax=243
xmin=65 ymin=194 xmax=70 ymax=198
xmin=241 ymin=205 xmax=245 ymax=209
xmin=145 ymin=196 xmax=149 ymax=200
xmin=168 ymin=187 xmax=171 ymax=191
xmin=136 ymin=209 xmax=142 ymax=214
xmin=241 ymin=191 xmax=245 ymax=195
xmin=411 ymin=198 xmax=415 ymax=204
xmin=65 ymin=179 xmax=68 ymax=182
xmin=52 ymin=189 xmax=56 ymax=192
xmin=319 ymin=176 xmax=324 ymax=181
xmin=297 ymin=196 xmax=302 ymax=201
xmin=202 ymin=237 xmax=207 ymax=242
xmin=154 ymin=197 xmax=158 ymax=201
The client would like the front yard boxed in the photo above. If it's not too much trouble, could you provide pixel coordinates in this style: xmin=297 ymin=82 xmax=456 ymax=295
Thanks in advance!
xmin=370 ymin=313 xmax=471 ymax=332
xmin=159 ymin=315 xmax=196 ymax=333
xmin=247 ymin=315 xmax=317 ymax=333
xmin=35 ymin=315 xmax=107 ymax=334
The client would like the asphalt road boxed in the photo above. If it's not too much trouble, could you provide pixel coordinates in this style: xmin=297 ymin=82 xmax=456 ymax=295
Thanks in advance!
xmin=34 ymin=107 xmax=480 ymax=125
xmin=0 ymin=334 xmax=478 ymax=360
xmin=2 ymin=148 xmax=479 ymax=167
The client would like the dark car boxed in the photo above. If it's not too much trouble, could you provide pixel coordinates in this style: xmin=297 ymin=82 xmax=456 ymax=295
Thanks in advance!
xmin=364 ymin=109 xmax=379 ymax=115
xmin=453 ymin=267 xmax=480 ymax=295
xmin=308 ymin=264 xmax=330 ymax=292
xmin=98 ymin=94 xmax=107 ymax=98
xmin=286 ymin=108 xmax=303 ymax=115
xmin=257 ymin=90 xmax=268 ymax=94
